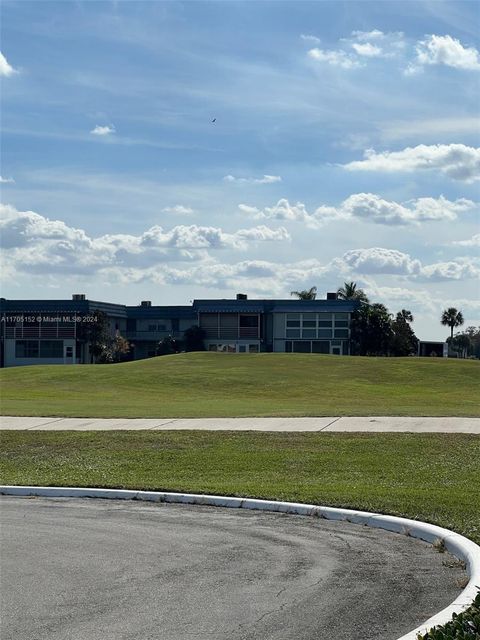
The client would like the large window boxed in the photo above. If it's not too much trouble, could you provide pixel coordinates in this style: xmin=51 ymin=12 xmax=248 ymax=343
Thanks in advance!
xmin=15 ymin=340 xmax=39 ymax=358
xmin=283 ymin=312 xmax=348 ymax=339
xmin=39 ymin=341 xmax=64 ymax=358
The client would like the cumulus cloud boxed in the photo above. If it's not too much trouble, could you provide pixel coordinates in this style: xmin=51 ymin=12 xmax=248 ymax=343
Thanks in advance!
xmin=0 ymin=52 xmax=17 ymax=77
xmin=307 ymin=47 xmax=363 ymax=69
xmin=90 ymin=125 xmax=115 ymax=136
xmin=223 ymin=174 xmax=282 ymax=184
xmin=340 ymin=248 xmax=422 ymax=275
xmin=343 ymin=144 xmax=480 ymax=183
xmin=351 ymin=42 xmax=383 ymax=57
xmin=240 ymin=194 xmax=474 ymax=227
xmin=337 ymin=247 xmax=479 ymax=281
xmin=421 ymin=260 xmax=480 ymax=281
xmin=408 ymin=34 xmax=480 ymax=73
xmin=452 ymin=234 xmax=480 ymax=247
xmin=161 ymin=205 xmax=194 ymax=215
xmin=0 ymin=203 xmax=290 ymax=276
xmin=0 ymin=176 xmax=15 ymax=183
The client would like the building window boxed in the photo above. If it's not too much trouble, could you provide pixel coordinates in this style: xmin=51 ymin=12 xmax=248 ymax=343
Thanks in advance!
xmin=312 ymin=341 xmax=330 ymax=354
xmin=238 ymin=345 xmax=247 ymax=353
xmin=239 ymin=315 xmax=258 ymax=327
xmin=292 ymin=341 xmax=310 ymax=353
xmin=318 ymin=329 xmax=332 ymax=338
xmin=158 ymin=324 xmax=166 ymax=331
xmin=302 ymin=329 xmax=316 ymax=338
xmin=15 ymin=340 xmax=39 ymax=358
xmin=171 ymin=319 xmax=179 ymax=332
xmin=334 ymin=329 xmax=349 ymax=339
xmin=286 ymin=329 xmax=300 ymax=338
xmin=248 ymin=344 xmax=259 ymax=353
xmin=39 ymin=341 xmax=64 ymax=358
xmin=335 ymin=320 xmax=349 ymax=328
xmin=148 ymin=324 xmax=156 ymax=332
xmin=286 ymin=320 xmax=300 ymax=328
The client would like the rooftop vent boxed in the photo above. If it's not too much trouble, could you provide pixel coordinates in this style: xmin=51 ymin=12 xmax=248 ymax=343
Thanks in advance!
xmin=72 ymin=294 xmax=86 ymax=301
xmin=326 ymin=292 xmax=338 ymax=300
xmin=140 ymin=300 xmax=152 ymax=307
xmin=236 ymin=293 xmax=248 ymax=300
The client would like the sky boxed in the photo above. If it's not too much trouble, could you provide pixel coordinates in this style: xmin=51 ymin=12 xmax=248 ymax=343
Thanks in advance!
xmin=1 ymin=0 xmax=479 ymax=340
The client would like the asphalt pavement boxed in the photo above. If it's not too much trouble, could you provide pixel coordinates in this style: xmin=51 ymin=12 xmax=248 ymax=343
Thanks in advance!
xmin=1 ymin=415 xmax=479 ymax=432
xmin=0 ymin=497 xmax=465 ymax=640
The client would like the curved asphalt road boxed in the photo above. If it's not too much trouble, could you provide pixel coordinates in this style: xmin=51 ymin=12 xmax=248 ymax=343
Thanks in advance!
xmin=0 ymin=497 xmax=465 ymax=640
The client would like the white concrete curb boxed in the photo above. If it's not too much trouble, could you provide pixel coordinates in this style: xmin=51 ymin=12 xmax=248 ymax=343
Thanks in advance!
xmin=1 ymin=486 xmax=478 ymax=639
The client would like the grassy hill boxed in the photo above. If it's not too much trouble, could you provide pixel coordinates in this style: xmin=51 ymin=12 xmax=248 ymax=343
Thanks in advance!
xmin=1 ymin=353 xmax=478 ymax=417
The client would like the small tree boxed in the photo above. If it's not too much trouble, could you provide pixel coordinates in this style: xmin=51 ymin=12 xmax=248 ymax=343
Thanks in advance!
xmin=447 ymin=333 xmax=471 ymax=358
xmin=390 ymin=309 xmax=418 ymax=356
xmin=97 ymin=334 xmax=131 ymax=363
xmin=156 ymin=335 xmax=179 ymax=356
xmin=441 ymin=308 xmax=464 ymax=339
xmin=351 ymin=303 xmax=393 ymax=356
xmin=184 ymin=325 xmax=206 ymax=352
xmin=290 ymin=286 xmax=317 ymax=300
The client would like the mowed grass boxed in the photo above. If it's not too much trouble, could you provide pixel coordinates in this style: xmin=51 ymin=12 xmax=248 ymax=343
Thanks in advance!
xmin=0 ymin=353 xmax=478 ymax=417
xmin=1 ymin=431 xmax=479 ymax=544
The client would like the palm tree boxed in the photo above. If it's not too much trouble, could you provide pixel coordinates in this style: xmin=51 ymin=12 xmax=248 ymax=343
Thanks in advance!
xmin=290 ymin=286 xmax=317 ymax=300
xmin=441 ymin=307 xmax=464 ymax=339
xmin=396 ymin=309 xmax=413 ymax=323
xmin=337 ymin=281 xmax=369 ymax=304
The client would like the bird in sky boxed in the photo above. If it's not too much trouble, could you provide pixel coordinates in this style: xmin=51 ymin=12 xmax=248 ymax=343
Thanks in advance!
xmin=211 ymin=118 xmax=216 ymax=123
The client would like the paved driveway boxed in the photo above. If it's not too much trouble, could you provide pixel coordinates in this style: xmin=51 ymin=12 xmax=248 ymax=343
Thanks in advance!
xmin=0 ymin=497 xmax=464 ymax=640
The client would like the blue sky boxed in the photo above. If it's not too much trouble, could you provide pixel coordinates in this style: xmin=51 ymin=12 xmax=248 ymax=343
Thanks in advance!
xmin=1 ymin=0 xmax=479 ymax=339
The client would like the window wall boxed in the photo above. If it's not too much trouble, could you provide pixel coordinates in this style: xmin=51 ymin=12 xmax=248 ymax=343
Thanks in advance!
xmin=283 ymin=313 xmax=350 ymax=340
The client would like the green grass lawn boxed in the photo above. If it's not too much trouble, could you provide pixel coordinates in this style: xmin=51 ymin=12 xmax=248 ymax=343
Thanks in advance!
xmin=1 ymin=352 xmax=479 ymax=417
xmin=1 ymin=431 xmax=479 ymax=544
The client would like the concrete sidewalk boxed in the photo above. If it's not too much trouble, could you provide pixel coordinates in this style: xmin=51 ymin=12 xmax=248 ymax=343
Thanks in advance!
xmin=1 ymin=415 xmax=479 ymax=433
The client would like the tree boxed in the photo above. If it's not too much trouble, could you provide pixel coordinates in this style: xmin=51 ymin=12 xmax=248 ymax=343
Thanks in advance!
xmin=337 ymin=281 xmax=369 ymax=304
xmin=156 ymin=335 xmax=179 ymax=356
xmin=77 ymin=310 xmax=112 ymax=363
xmin=390 ymin=309 xmax=418 ymax=356
xmin=183 ymin=325 xmax=206 ymax=352
xmin=447 ymin=333 xmax=471 ymax=359
xmin=98 ymin=334 xmax=131 ymax=363
xmin=350 ymin=303 xmax=393 ymax=356
xmin=441 ymin=308 xmax=464 ymax=339
xmin=290 ymin=286 xmax=317 ymax=300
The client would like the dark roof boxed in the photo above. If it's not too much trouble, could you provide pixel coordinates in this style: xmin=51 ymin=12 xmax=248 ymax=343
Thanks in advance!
xmin=271 ymin=300 xmax=359 ymax=313
xmin=126 ymin=305 xmax=196 ymax=319
xmin=193 ymin=298 xmax=359 ymax=314
xmin=0 ymin=298 xmax=127 ymax=317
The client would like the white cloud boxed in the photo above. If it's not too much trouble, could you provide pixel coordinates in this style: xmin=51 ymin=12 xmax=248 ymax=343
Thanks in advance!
xmin=161 ymin=205 xmax=195 ymax=215
xmin=0 ymin=52 xmax=17 ymax=77
xmin=0 ymin=176 xmax=15 ymax=184
xmin=408 ymin=34 xmax=480 ymax=73
xmin=421 ymin=259 xmax=480 ymax=281
xmin=90 ymin=125 xmax=115 ymax=136
xmin=340 ymin=248 xmax=422 ymax=275
xmin=351 ymin=42 xmax=383 ymax=57
xmin=452 ymin=234 xmax=480 ymax=247
xmin=308 ymin=48 xmax=363 ymax=69
xmin=343 ymin=144 xmax=480 ymax=183
xmin=223 ymin=174 xmax=282 ymax=184
xmin=351 ymin=30 xmax=386 ymax=41
xmin=338 ymin=247 xmax=479 ymax=281
xmin=240 ymin=194 xmax=475 ymax=227
xmin=0 ymin=203 xmax=290 ymax=275
xmin=300 ymin=34 xmax=321 ymax=44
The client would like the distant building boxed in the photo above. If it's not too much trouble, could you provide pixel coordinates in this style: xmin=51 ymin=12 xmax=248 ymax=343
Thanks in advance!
xmin=417 ymin=341 xmax=448 ymax=357
xmin=0 ymin=293 xmax=359 ymax=367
